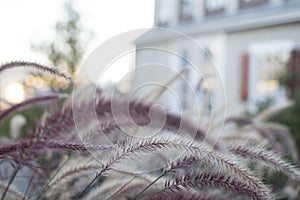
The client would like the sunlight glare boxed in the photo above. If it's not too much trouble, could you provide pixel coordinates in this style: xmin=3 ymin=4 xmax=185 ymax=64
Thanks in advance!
xmin=4 ymin=82 xmax=25 ymax=104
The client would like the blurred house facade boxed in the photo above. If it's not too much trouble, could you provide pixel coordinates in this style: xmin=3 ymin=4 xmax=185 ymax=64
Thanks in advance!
xmin=133 ymin=0 xmax=300 ymax=116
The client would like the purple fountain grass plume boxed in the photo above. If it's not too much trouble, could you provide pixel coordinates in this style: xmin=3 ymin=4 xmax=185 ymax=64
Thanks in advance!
xmin=94 ymin=97 xmax=220 ymax=149
xmin=80 ymin=121 xmax=128 ymax=145
xmin=1 ymin=97 xmax=113 ymax=157
xmin=45 ymin=98 xmax=110 ymax=141
xmin=226 ymin=116 xmax=253 ymax=126
xmin=226 ymin=116 xmax=288 ymax=156
xmin=260 ymin=123 xmax=299 ymax=161
xmin=1 ymin=63 xmax=298 ymax=199
xmin=146 ymin=189 xmax=227 ymax=200
xmin=0 ymin=61 xmax=72 ymax=82
xmin=174 ymin=143 xmax=270 ymax=198
xmin=227 ymin=144 xmax=300 ymax=180
xmin=76 ymin=135 xmax=214 ymax=199
xmin=155 ymin=172 xmax=271 ymax=200
xmin=72 ymin=132 xmax=270 ymax=200
xmin=0 ymin=139 xmax=44 ymax=156
xmin=37 ymin=107 xmax=75 ymax=139
xmin=46 ymin=140 xmax=112 ymax=152
xmin=30 ymin=104 xmax=91 ymax=145
xmin=164 ymin=154 xmax=203 ymax=175
xmin=247 ymin=125 xmax=299 ymax=164
xmin=88 ymin=121 xmax=121 ymax=136
xmin=0 ymin=139 xmax=111 ymax=156
xmin=226 ymin=117 xmax=276 ymax=146
xmin=165 ymin=155 xmax=270 ymax=198
xmin=226 ymin=115 xmax=299 ymax=161
xmin=0 ymin=94 xmax=68 ymax=122
xmin=250 ymin=126 xmax=285 ymax=153
xmin=221 ymin=135 xmax=269 ymax=147
xmin=133 ymin=133 xmax=272 ymax=199
xmin=200 ymin=153 xmax=271 ymax=199
xmin=63 ymin=93 xmax=221 ymax=148
xmin=74 ymin=135 xmax=196 ymax=199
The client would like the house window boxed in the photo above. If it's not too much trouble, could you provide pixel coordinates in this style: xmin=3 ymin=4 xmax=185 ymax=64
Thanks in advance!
xmin=247 ymin=41 xmax=293 ymax=105
xmin=256 ymin=55 xmax=287 ymax=98
xmin=197 ymin=44 xmax=218 ymax=116
xmin=239 ymin=0 xmax=269 ymax=9
xmin=179 ymin=50 xmax=190 ymax=110
xmin=204 ymin=0 xmax=226 ymax=16
xmin=178 ymin=0 xmax=194 ymax=22
xmin=197 ymin=78 xmax=213 ymax=116
xmin=157 ymin=0 xmax=169 ymax=26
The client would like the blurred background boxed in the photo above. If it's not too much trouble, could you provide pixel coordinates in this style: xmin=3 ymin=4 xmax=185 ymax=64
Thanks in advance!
xmin=1 ymin=1 xmax=300 ymax=198
xmin=0 ymin=0 xmax=154 ymax=103
xmin=1 ymin=0 xmax=300 ymax=152
xmin=132 ymin=0 xmax=300 ymax=157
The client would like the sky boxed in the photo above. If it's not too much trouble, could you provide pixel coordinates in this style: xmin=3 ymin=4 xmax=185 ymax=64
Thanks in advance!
xmin=0 ymin=0 xmax=155 ymax=102
xmin=0 ymin=0 xmax=155 ymax=61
